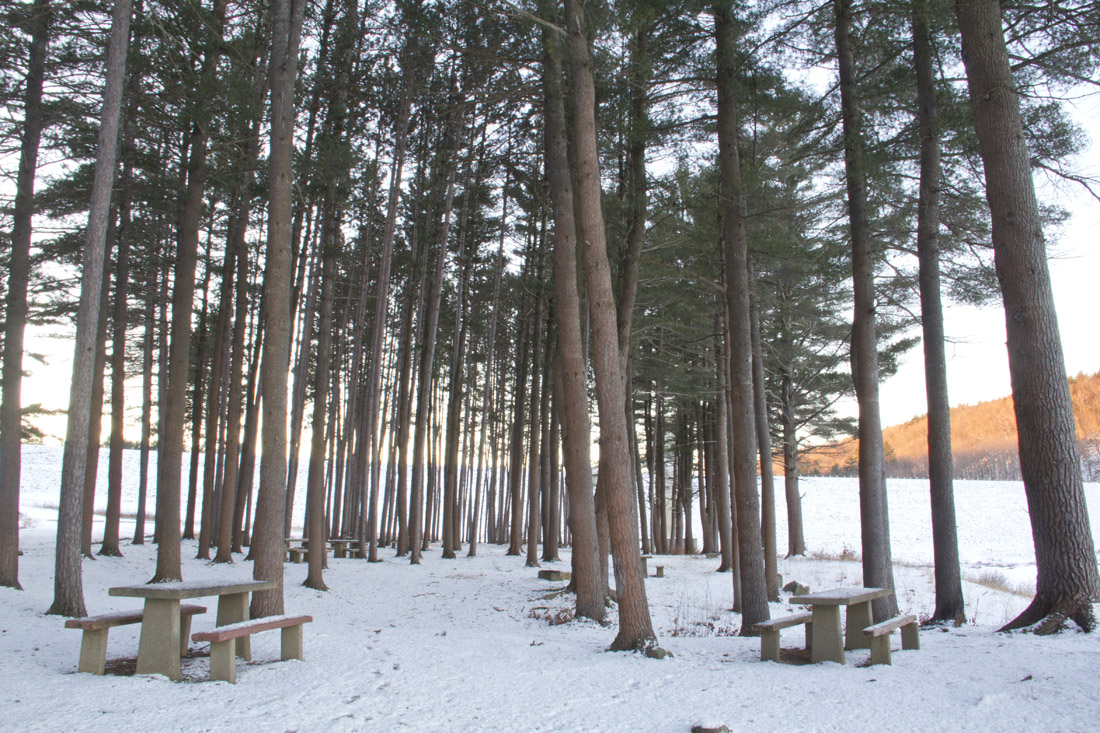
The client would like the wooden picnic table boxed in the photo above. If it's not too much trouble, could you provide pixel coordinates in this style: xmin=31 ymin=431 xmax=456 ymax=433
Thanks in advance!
xmin=109 ymin=579 xmax=276 ymax=681
xmin=789 ymin=586 xmax=893 ymax=664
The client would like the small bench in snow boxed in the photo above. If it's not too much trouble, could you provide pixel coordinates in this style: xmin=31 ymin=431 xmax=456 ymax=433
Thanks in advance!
xmin=863 ymin=614 xmax=920 ymax=665
xmin=753 ymin=611 xmax=813 ymax=662
xmin=537 ymin=569 xmax=570 ymax=581
xmin=192 ymin=614 xmax=312 ymax=683
xmin=65 ymin=604 xmax=207 ymax=675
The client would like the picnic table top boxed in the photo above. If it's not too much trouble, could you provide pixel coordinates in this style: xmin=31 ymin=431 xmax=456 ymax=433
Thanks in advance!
xmin=108 ymin=579 xmax=276 ymax=600
xmin=789 ymin=586 xmax=892 ymax=606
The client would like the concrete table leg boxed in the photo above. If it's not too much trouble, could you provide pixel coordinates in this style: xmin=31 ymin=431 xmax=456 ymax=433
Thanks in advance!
xmin=845 ymin=601 xmax=873 ymax=650
xmin=217 ymin=592 xmax=251 ymax=660
xmin=136 ymin=598 xmax=181 ymax=681
xmin=810 ymin=606 xmax=844 ymax=664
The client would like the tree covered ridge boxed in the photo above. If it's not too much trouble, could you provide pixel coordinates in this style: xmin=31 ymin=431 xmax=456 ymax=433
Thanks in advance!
xmin=802 ymin=370 xmax=1100 ymax=481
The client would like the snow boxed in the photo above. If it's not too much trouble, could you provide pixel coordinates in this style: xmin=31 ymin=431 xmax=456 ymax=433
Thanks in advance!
xmin=4 ymin=445 xmax=1100 ymax=732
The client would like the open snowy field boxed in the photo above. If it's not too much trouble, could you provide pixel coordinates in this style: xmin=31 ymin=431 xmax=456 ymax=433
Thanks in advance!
xmin=4 ymin=445 xmax=1100 ymax=731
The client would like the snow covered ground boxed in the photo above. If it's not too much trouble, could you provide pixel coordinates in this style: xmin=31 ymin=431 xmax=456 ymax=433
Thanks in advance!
xmin=4 ymin=445 xmax=1100 ymax=732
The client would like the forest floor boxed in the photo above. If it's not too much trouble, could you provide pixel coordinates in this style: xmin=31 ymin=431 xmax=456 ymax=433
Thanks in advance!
xmin=3 ymin=445 xmax=1100 ymax=732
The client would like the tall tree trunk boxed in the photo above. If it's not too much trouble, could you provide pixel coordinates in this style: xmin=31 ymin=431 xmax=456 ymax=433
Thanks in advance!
xmin=913 ymin=0 xmax=964 ymax=623
xmin=750 ymin=294 xmax=779 ymax=600
xmin=467 ymin=166 xmax=509 ymax=558
xmin=442 ymin=243 xmax=473 ymax=559
xmin=303 ymin=211 xmax=337 ymax=592
xmin=524 ymin=285 xmax=547 ymax=568
xmin=564 ymin=0 xmax=656 ymax=652
xmin=101 ymin=151 xmax=132 ymax=558
xmin=362 ymin=61 xmax=414 ymax=561
xmin=134 ymin=236 xmax=158 ymax=545
xmin=505 ymin=298 xmax=531 ymax=557
xmin=47 ymin=0 xmax=130 ymax=617
xmin=713 ymin=320 xmax=734 ymax=572
xmin=187 ymin=254 xmax=211 ymax=546
xmin=252 ymin=0 xmax=306 ymax=618
xmin=834 ymin=0 xmax=898 ymax=620
xmin=284 ymin=239 xmax=317 ymax=538
xmin=956 ymin=0 xmax=1100 ymax=632
xmin=214 ymin=79 xmax=263 ymax=561
xmin=154 ymin=0 xmax=229 ymax=583
xmin=81 ymin=261 xmax=112 ymax=558
xmin=0 ymin=0 xmax=50 ymax=589
xmin=714 ymin=0 xmax=769 ymax=633
xmin=722 ymin=315 xmax=742 ymax=612
xmin=214 ymin=221 xmax=252 ymax=562
xmin=409 ymin=165 xmax=459 ymax=564
xmin=544 ymin=375 xmax=562 ymax=562
xmin=233 ymin=309 xmax=264 ymax=553
xmin=780 ymin=368 xmax=805 ymax=556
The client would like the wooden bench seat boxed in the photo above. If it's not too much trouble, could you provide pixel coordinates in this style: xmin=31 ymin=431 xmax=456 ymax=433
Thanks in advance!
xmin=65 ymin=604 xmax=207 ymax=675
xmin=863 ymin=613 xmax=920 ymax=665
xmin=753 ymin=611 xmax=813 ymax=662
xmin=192 ymin=614 xmax=312 ymax=683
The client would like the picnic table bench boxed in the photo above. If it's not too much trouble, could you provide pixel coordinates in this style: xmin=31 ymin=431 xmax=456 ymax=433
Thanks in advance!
xmin=192 ymin=614 xmax=312 ymax=683
xmin=753 ymin=611 xmax=813 ymax=662
xmin=864 ymin=614 xmax=920 ymax=665
xmin=65 ymin=604 xmax=206 ymax=675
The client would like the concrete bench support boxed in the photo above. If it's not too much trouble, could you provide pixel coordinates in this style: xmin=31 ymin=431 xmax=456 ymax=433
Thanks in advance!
xmin=65 ymin=604 xmax=206 ymax=675
xmin=863 ymin=614 xmax=920 ymax=665
xmin=753 ymin=611 xmax=813 ymax=663
xmin=192 ymin=614 xmax=312 ymax=683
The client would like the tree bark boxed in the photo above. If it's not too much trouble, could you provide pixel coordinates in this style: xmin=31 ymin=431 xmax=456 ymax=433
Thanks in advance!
xmin=564 ymin=0 xmax=657 ymax=652
xmin=713 ymin=321 xmax=733 ymax=572
xmin=956 ymin=0 xmax=1100 ymax=632
xmin=524 ymin=286 xmax=547 ymax=569
xmin=834 ymin=0 xmax=898 ymax=620
xmin=252 ymin=0 xmax=306 ymax=618
xmin=101 ymin=166 xmax=133 ymax=558
xmin=715 ymin=0 xmax=770 ymax=634
xmin=505 ymin=299 xmax=531 ymax=557
xmin=154 ymin=0 xmax=229 ymax=583
xmin=81 ymin=250 xmax=112 ymax=558
xmin=0 ymin=0 xmax=50 ymax=589
xmin=467 ymin=164 xmax=509 ymax=558
xmin=134 ymin=237 xmax=158 ymax=545
xmin=48 ymin=0 xmax=131 ymax=617
xmin=751 ymin=294 xmax=779 ymax=600
xmin=780 ymin=369 xmax=805 ymax=556
xmin=409 ymin=166 xmax=459 ymax=564
xmin=913 ymin=0 xmax=964 ymax=623
xmin=304 ymin=207 xmax=337 ymax=592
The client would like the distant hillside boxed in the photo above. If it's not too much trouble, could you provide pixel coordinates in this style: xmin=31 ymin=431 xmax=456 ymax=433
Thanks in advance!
xmin=801 ymin=370 xmax=1100 ymax=481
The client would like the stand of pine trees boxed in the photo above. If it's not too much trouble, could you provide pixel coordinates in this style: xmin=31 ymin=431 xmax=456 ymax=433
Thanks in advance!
xmin=0 ymin=0 xmax=1096 ymax=638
